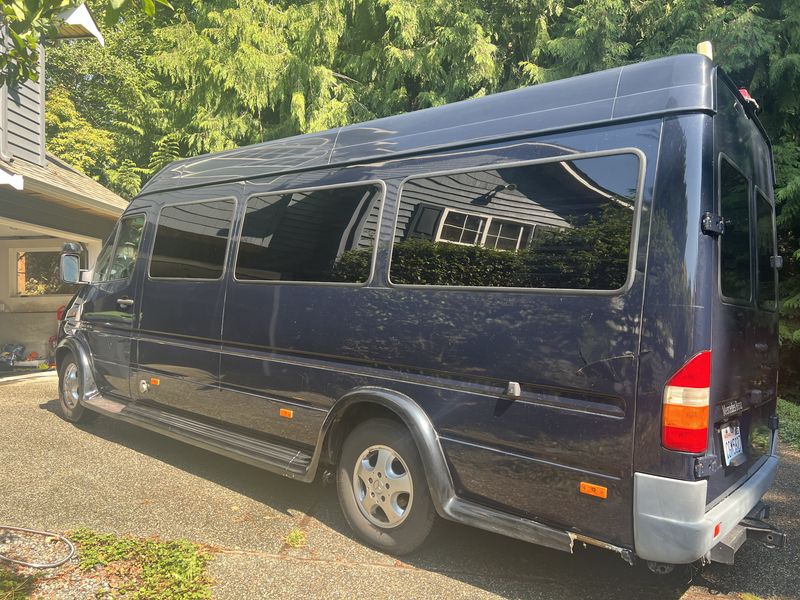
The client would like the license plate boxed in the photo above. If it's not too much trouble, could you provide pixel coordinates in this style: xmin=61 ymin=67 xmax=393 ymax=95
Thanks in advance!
xmin=721 ymin=421 xmax=744 ymax=466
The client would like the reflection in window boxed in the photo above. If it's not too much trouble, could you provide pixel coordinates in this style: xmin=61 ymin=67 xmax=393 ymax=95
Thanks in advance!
xmin=92 ymin=225 xmax=118 ymax=283
xmin=108 ymin=215 xmax=145 ymax=281
xmin=756 ymin=191 xmax=776 ymax=309
xmin=236 ymin=184 xmax=381 ymax=283
xmin=720 ymin=160 xmax=751 ymax=302
xmin=150 ymin=199 xmax=235 ymax=279
xmin=435 ymin=209 xmax=532 ymax=252
xmin=389 ymin=153 xmax=640 ymax=290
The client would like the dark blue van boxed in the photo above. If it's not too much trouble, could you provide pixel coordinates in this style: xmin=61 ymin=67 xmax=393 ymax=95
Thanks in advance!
xmin=57 ymin=52 xmax=784 ymax=571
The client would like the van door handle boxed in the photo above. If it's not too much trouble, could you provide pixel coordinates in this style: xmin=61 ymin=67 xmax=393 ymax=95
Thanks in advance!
xmin=117 ymin=297 xmax=135 ymax=309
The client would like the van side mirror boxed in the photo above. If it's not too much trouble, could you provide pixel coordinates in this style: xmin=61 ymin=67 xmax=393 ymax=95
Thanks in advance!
xmin=60 ymin=243 xmax=88 ymax=284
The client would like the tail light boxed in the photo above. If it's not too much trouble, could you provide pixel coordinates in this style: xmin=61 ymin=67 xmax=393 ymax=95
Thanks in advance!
xmin=662 ymin=351 xmax=711 ymax=453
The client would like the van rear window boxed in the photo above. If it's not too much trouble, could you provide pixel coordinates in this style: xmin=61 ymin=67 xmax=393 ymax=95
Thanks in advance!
xmin=150 ymin=199 xmax=235 ymax=279
xmin=389 ymin=153 xmax=640 ymax=290
xmin=719 ymin=159 xmax=752 ymax=302
xmin=756 ymin=190 xmax=777 ymax=309
xmin=235 ymin=184 xmax=382 ymax=283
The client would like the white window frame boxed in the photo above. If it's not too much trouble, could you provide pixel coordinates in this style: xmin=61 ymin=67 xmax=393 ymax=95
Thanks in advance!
xmin=434 ymin=208 xmax=532 ymax=251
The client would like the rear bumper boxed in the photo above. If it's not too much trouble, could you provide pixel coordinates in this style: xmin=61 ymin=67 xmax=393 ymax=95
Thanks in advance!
xmin=633 ymin=455 xmax=779 ymax=564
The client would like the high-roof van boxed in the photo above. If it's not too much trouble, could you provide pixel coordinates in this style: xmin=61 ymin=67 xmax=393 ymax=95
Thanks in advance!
xmin=58 ymin=52 xmax=785 ymax=571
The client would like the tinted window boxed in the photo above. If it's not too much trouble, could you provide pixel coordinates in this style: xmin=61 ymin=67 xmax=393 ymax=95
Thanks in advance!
xmin=756 ymin=190 xmax=776 ymax=309
xmin=108 ymin=215 xmax=145 ymax=281
xmin=389 ymin=153 xmax=639 ymax=290
xmin=150 ymin=199 xmax=235 ymax=279
xmin=92 ymin=224 xmax=118 ymax=283
xmin=236 ymin=184 xmax=381 ymax=283
xmin=719 ymin=160 xmax=751 ymax=302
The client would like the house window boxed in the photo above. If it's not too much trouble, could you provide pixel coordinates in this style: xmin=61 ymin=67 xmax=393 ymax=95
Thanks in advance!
xmin=16 ymin=250 xmax=79 ymax=296
xmin=435 ymin=209 xmax=531 ymax=251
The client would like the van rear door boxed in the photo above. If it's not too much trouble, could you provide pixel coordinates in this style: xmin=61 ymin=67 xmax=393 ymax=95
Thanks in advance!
xmin=706 ymin=80 xmax=779 ymax=506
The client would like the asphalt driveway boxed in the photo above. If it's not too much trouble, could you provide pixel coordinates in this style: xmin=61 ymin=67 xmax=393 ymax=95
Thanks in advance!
xmin=1 ymin=375 xmax=797 ymax=599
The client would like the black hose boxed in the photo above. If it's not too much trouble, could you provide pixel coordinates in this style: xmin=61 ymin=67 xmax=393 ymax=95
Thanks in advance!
xmin=0 ymin=526 xmax=75 ymax=569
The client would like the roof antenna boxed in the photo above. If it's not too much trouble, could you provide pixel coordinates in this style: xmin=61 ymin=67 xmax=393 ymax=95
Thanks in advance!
xmin=696 ymin=41 xmax=713 ymax=60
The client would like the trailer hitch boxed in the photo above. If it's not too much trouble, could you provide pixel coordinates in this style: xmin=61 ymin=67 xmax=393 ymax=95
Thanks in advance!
xmin=709 ymin=502 xmax=786 ymax=565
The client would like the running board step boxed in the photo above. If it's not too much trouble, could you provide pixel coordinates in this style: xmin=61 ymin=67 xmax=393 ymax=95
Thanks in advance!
xmin=82 ymin=395 xmax=312 ymax=477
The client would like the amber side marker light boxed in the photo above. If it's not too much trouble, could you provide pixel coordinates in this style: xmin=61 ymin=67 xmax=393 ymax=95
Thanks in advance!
xmin=662 ymin=351 xmax=711 ymax=453
xmin=580 ymin=482 xmax=608 ymax=499
xmin=279 ymin=408 xmax=294 ymax=419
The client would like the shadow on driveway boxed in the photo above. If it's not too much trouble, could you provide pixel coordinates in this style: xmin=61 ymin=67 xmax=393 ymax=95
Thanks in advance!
xmin=37 ymin=398 xmax=798 ymax=600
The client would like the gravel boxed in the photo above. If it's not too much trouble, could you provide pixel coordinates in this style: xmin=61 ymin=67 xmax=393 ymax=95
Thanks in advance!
xmin=0 ymin=528 xmax=73 ymax=569
xmin=0 ymin=528 xmax=109 ymax=600
xmin=1 ymin=377 xmax=798 ymax=600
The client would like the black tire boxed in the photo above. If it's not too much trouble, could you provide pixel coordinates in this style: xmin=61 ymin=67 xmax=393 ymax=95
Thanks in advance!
xmin=336 ymin=418 xmax=436 ymax=555
xmin=57 ymin=354 xmax=97 ymax=423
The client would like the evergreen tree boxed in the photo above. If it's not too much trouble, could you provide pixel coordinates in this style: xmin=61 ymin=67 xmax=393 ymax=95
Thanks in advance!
xmin=41 ymin=0 xmax=800 ymax=387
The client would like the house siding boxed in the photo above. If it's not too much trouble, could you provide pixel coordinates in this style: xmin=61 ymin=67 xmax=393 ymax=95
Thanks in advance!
xmin=0 ymin=31 xmax=46 ymax=167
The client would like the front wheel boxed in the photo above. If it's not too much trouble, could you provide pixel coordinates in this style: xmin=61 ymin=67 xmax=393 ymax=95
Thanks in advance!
xmin=58 ymin=354 xmax=96 ymax=423
xmin=336 ymin=418 xmax=436 ymax=555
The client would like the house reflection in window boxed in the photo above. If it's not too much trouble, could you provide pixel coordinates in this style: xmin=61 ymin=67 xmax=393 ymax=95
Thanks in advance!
xmin=391 ymin=152 xmax=640 ymax=290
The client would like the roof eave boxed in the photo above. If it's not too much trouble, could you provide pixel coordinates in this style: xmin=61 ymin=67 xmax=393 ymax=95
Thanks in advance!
xmin=55 ymin=4 xmax=105 ymax=46
xmin=23 ymin=177 xmax=126 ymax=218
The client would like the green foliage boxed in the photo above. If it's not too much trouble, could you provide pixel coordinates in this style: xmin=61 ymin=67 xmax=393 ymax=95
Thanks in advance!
xmin=70 ymin=528 xmax=212 ymax=599
xmin=0 ymin=0 xmax=171 ymax=87
xmin=283 ymin=528 xmax=307 ymax=549
xmin=1 ymin=0 xmax=72 ymax=86
xmin=45 ymin=87 xmax=116 ymax=177
xmin=0 ymin=567 xmax=35 ymax=600
xmin=389 ymin=239 xmax=522 ymax=287
xmin=778 ymin=398 xmax=800 ymax=451
xmin=45 ymin=3 xmax=175 ymax=198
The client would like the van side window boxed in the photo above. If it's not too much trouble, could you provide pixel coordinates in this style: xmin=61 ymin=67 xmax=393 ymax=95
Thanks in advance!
xmin=719 ymin=159 xmax=752 ymax=302
xmin=150 ymin=199 xmax=235 ymax=279
xmin=389 ymin=153 xmax=640 ymax=290
xmin=235 ymin=184 xmax=382 ymax=283
xmin=108 ymin=215 xmax=145 ymax=281
xmin=756 ymin=190 xmax=777 ymax=309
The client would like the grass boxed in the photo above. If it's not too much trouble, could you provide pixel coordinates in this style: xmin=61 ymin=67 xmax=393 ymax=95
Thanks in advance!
xmin=70 ymin=528 xmax=212 ymax=599
xmin=777 ymin=398 xmax=800 ymax=451
xmin=0 ymin=569 xmax=35 ymax=600
xmin=283 ymin=528 xmax=307 ymax=549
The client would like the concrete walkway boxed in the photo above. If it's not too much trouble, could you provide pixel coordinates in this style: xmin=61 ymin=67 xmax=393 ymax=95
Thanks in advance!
xmin=1 ymin=377 xmax=797 ymax=599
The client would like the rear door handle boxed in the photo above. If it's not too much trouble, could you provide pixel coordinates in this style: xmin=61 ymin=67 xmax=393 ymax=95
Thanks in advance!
xmin=117 ymin=297 xmax=135 ymax=309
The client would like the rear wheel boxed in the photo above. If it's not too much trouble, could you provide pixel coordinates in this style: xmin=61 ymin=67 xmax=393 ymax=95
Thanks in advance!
xmin=337 ymin=418 xmax=436 ymax=555
xmin=58 ymin=354 xmax=96 ymax=423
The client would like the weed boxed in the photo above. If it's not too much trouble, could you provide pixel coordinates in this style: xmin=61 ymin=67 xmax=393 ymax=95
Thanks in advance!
xmin=0 ymin=567 xmax=35 ymax=600
xmin=284 ymin=528 xmax=307 ymax=549
xmin=778 ymin=399 xmax=800 ymax=451
xmin=70 ymin=528 xmax=212 ymax=599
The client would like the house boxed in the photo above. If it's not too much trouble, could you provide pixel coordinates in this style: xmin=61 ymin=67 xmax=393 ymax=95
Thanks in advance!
xmin=0 ymin=5 xmax=126 ymax=359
